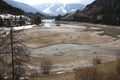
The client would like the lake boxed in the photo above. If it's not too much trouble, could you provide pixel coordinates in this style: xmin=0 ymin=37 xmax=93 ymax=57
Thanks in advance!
xmin=41 ymin=19 xmax=56 ymax=27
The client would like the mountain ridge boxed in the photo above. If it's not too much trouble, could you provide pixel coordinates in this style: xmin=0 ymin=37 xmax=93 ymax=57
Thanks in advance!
xmin=34 ymin=3 xmax=85 ymax=16
xmin=63 ymin=0 xmax=120 ymax=25
xmin=0 ymin=0 xmax=24 ymax=15
xmin=4 ymin=0 xmax=40 ymax=13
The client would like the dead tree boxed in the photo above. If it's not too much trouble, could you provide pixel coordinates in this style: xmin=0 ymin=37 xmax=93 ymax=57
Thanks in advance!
xmin=0 ymin=25 xmax=30 ymax=80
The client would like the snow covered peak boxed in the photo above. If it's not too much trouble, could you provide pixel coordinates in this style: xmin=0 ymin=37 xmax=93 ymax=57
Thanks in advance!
xmin=56 ymin=4 xmax=67 ymax=15
xmin=34 ymin=3 xmax=85 ymax=16
xmin=43 ymin=3 xmax=55 ymax=13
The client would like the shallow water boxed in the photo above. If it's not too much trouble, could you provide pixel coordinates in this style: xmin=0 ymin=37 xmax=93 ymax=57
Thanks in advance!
xmin=31 ymin=43 xmax=120 ymax=54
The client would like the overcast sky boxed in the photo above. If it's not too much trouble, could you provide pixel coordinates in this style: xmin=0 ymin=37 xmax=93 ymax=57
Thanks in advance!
xmin=13 ymin=0 xmax=95 ymax=6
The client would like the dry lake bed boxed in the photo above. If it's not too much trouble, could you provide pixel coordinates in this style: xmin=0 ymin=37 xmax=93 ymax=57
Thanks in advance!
xmin=21 ymin=22 xmax=120 ymax=74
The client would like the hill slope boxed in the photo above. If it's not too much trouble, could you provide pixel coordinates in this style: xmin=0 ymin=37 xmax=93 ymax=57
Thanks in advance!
xmin=4 ymin=0 xmax=39 ymax=13
xmin=0 ymin=0 xmax=24 ymax=15
xmin=63 ymin=0 xmax=120 ymax=25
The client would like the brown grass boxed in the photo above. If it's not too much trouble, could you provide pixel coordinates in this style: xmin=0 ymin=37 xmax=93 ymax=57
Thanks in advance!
xmin=29 ymin=72 xmax=75 ymax=80
xmin=29 ymin=58 xmax=120 ymax=80
xmin=74 ymin=67 xmax=102 ymax=80
xmin=23 ymin=27 xmax=112 ymax=48
xmin=22 ymin=25 xmax=120 ymax=80
xmin=74 ymin=58 xmax=120 ymax=80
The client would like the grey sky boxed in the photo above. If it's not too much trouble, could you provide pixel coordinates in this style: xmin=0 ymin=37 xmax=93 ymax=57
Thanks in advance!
xmin=13 ymin=0 xmax=95 ymax=6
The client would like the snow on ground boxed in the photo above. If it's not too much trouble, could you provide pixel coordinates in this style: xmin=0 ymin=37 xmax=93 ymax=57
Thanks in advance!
xmin=0 ymin=25 xmax=34 ymax=31
xmin=13 ymin=25 xmax=34 ymax=31
xmin=0 ymin=27 xmax=10 ymax=37
xmin=0 ymin=25 xmax=35 ymax=37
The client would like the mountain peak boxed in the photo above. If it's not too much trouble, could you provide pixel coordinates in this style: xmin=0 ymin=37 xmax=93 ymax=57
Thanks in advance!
xmin=34 ymin=3 xmax=85 ymax=16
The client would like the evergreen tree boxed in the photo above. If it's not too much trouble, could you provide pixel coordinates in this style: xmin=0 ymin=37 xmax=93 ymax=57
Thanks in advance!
xmin=5 ymin=18 xmax=11 ymax=27
xmin=55 ymin=15 xmax=62 ymax=21
xmin=33 ymin=15 xmax=41 ymax=25
xmin=0 ymin=16 xmax=3 ymax=27
xmin=18 ymin=15 xmax=25 ymax=26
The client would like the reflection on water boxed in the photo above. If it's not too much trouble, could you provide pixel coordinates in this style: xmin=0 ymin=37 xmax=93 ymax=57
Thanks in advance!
xmin=41 ymin=19 xmax=56 ymax=27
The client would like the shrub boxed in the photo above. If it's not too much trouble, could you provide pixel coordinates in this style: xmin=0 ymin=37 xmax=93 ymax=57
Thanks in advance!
xmin=40 ymin=58 xmax=52 ymax=75
xmin=92 ymin=56 xmax=102 ymax=65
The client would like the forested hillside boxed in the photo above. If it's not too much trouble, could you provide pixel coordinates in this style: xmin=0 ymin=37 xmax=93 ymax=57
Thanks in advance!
xmin=63 ymin=0 xmax=120 ymax=25
xmin=0 ymin=0 xmax=24 ymax=15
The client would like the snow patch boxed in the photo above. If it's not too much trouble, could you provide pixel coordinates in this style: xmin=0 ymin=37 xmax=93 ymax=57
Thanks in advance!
xmin=56 ymin=4 xmax=67 ymax=14
xmin=13 ymin=25 xmax=34 ymax=31
xmin=71 ymin=9 xmax=77 ymax=12
xmin=43 ymin=3 xmax=55 ymax=13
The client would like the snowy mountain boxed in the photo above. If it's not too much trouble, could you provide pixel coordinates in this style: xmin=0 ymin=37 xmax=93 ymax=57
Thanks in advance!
xmin=3 ymin=0 xmax=85 ymax=16
xmin=34 ymin=3 xmax=85 ymax=16
xmin=4 ymin=0 xmax=40 ymax=13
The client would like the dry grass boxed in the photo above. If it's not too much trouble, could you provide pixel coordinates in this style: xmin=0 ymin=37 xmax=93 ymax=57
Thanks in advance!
xmin=29 ymin=61 xmax=118 ymax=80
xmin=74 ymin=59 xmax=120 ymax=80
xmin=29 ymin=72 xmax=75 ymax=80
xmin=23 ymin=27 xmax=112 ymax=48
xmin=30 ymin=54 xmax=76 ymax=64
xmin=21 ymin=25 xmax=120 ymax=80
xmin=75 ymin=67 xmax=102 ymax=80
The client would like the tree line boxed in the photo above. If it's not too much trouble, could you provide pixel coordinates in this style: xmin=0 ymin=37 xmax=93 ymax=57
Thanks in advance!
xmin=0 ymin=14 xmax=42 ymax=27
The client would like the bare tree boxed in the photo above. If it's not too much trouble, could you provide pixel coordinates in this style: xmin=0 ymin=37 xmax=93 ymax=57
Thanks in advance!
xmin=0 ymin=27 xmax=11 ymax=80
xmin=0 ymin=25 xmax=29 ymax=80
xmin=10 ymin=28 xmax=30 ymax=80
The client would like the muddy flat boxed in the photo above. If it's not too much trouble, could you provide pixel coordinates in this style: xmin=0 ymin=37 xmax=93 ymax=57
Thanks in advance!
xmin=20 ymin=23 xmax=120 ymax=73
